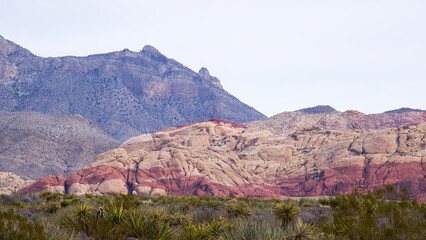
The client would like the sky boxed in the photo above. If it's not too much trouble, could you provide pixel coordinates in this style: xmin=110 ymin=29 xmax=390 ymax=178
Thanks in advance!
xmin=1 ymin=0 xmax=425 ymax=117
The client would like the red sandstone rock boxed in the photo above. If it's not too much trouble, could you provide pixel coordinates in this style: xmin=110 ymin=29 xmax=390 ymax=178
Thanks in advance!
xmin=19 ymin=174 xmax=64 ymax=193
xmin=20 ymin=120 xmax=426 ymax=201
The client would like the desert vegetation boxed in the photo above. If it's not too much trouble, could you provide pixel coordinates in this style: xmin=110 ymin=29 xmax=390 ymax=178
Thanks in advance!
xmin=0 ymin=186 xmax=424 ymax=240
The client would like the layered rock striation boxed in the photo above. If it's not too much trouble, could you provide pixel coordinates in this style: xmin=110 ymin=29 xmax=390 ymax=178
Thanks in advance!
xmin=20 ymin=119 xmax=426 ymax=201
xmin=0 ymin=35 xmax=266 ymax=141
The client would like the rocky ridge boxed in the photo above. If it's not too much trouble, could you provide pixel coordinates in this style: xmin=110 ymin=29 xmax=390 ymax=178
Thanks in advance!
xmin=247 ymin=106 xmax=426 ymax=136
xmin=0 ymin=35 xmax=266 ymax=141
xmin=20 ymin=119 xmax=426 ymax=201
xmin=0 ymin=111 xmax=120 ymax=180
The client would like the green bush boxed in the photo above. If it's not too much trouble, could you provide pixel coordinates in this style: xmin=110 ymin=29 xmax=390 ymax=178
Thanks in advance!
xmin=0 ymin=209 xmax=46 ymax=240
xmin=226 ymin=202 xmax=252 ymax=218
xmin=167 ymin=213 xmax=193 ymax=226
xmin=318 ymin=198 xmax=329 ymax=206
xmin=301 ymin=201 xmax=316 ymax=208
xmin=299 ymin=198 xmax=318 ymax=207
xmin=318 ymin=186 xmax=426 ymax=240
xmin=41 ymin=202 xmax=60 ymax=213
xmin=60 ymin=199 xmax=71 ymax=208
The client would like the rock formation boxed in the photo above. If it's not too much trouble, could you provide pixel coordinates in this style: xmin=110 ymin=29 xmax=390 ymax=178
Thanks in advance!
xmin=0 ymin=35 xmax=266 ymax=141
xmin=247 ymin=106 xmax=426 ymax=136
xmin=20 ymin=118 xmax=426 ymax=201
xmin=0 ymin=172 xmax=33 ymax=195
xmin=0 ymin=111 xmax=120 ymax=180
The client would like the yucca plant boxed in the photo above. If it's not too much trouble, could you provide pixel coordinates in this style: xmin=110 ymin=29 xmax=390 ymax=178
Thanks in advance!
xmin=125 ymin=210 xmax=177 ymax=240
xmin=72 ymin=202 xmax=93 ymax=220
xmin=207 ymin=219 xmax=232 ymax=237
xmin=272 ymin=202 xmax=301 ymax=225
xmin=154 ymin=221 xmax=178 ymax=240
xmin=125 ymin=211 xmax=150 ymax=238
xmin=181 ymin=223 xmax=211 ymax=240
xmin=226 ymin=202 xmax=252 ymax=218
xmin=284 ymin=218 xmax=319 ymax=240
xmin=104 ymin=200 xmax=127 ymax=225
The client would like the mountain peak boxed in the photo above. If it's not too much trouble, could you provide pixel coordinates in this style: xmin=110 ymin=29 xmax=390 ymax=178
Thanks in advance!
xmin=296 ymin=105 xmax=337 ymax=114
xmin=198 ymin=67 xmax=223 ymax=89
xmin=198 ymin=67 xmax=211 ymax=78
xmin=141 ymin=45 xmax=161 ymax=55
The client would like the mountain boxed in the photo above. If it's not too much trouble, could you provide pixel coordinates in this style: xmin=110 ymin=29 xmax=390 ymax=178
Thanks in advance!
xmin=20 ymin=119 xmax=426 ymax=201
xmin=384 ymin=107 xmax=426 ymax=114
xmin=0 ymin=35 xmax=266 ymax=141
xmin=0 ymin=111 xmax=120 ymax=180
xmin=247 ymin=106 xmax=426 ymax=136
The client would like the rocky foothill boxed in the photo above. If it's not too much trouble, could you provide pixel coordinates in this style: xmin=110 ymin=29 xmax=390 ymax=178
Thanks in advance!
xmin=20 ymin=118 xmax=426 ymax=201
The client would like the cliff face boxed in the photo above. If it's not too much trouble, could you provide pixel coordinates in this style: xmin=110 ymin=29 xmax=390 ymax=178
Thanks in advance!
xmin=20 ymin=119 xmax=426 ymax=201
xmin=0 ymin=36 xmax=266 ymax=141
xmin=247 ymin=106 xmax=426 ymax=136
xmin=0 ymin=111 xmax=120 ymax=180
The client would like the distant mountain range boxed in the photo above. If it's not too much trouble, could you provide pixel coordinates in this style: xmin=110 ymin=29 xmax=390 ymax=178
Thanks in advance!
xmin=247 ymin=105 xmax=426 ymax=136
xmin=0 ymin=35 xmax=266 ymax=141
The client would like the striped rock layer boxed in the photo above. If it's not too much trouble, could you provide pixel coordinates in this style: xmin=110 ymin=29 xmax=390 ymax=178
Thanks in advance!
xmin=20 ymin=119 xmax=426 ymax=201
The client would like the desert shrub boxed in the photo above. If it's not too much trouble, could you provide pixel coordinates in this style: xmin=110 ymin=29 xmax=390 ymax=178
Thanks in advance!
xmin=84 ymin=193 xmax=94 ymax=199
xmin=44 ymin=225 xmax=80 ymax=240
xmin=0 ymin=208 xmax=46 ymax=240
xmin=301 ymin=201 xmax=316 ymax=208
xmin=125 ymin=210 xmax=177 ymax=239
xmin=319 ymin=186 xmax=426 ymax=240
xmin=299 ymin=198 xmax=318 ymax=207
xmin=62 ymin=194 xmax=76 ymax=200
xmin=318 ymin=197 xmax=330 ymax=206
xmin=60 ymin=199 xmax=71 ymax=208
xmin=115 ymin=194 xmax=141 ymax=210
xmin=228 ymin=220 xmax=284 ymax=240
xmin=43 ymin=192 xmax=62 ymax=202
xmin=226 ymin=202 xmax=252 ymax=218
xmin=206 ymin=219 xmax=232 ymax=237
xmin=283 ymin=218 xmax=321 ymax=239
xmin=183 ymin=195 xmax=202 ymax=207
xmin=62 ymin=202 xmax=121 ymax=239
xmin=192 ymin=207 xmax=222 ymax=224
xmin=180 ymin=223 xmax=211 ymax=240
xmin=167 ymin=213 xmax=193 ymax=226
xmin=41 ymin=202 xmax=60 ymax=213
xmin=206 ymin=199 xmax=223 ymax=209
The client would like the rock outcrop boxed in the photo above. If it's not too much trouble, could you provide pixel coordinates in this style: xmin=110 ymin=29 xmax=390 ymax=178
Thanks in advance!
xmin=0 ymin=35 xmax=266 ymax=141
xmin=0 ymin=111 xmax=120 ymax=180
xmin=18 ymin=174 xmax=64 ymax=194
xmin=0 ymin=172 xmax=33 ymax=195
xmin=20 ymin=119 xmax=426 ymax=201
xmin=247 ymin=107 xmax=426 ymax=136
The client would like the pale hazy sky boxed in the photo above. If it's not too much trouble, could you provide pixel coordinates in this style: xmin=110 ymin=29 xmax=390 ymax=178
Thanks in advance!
xmin=1 ymin=0 xmax=425 ymax=116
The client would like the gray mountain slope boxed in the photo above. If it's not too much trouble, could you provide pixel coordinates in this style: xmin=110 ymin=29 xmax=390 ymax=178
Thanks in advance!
xmin=0 ymin=36 xmax=266 ymax=141
xmin=0 ymin=111 xmax=120 ymax=180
